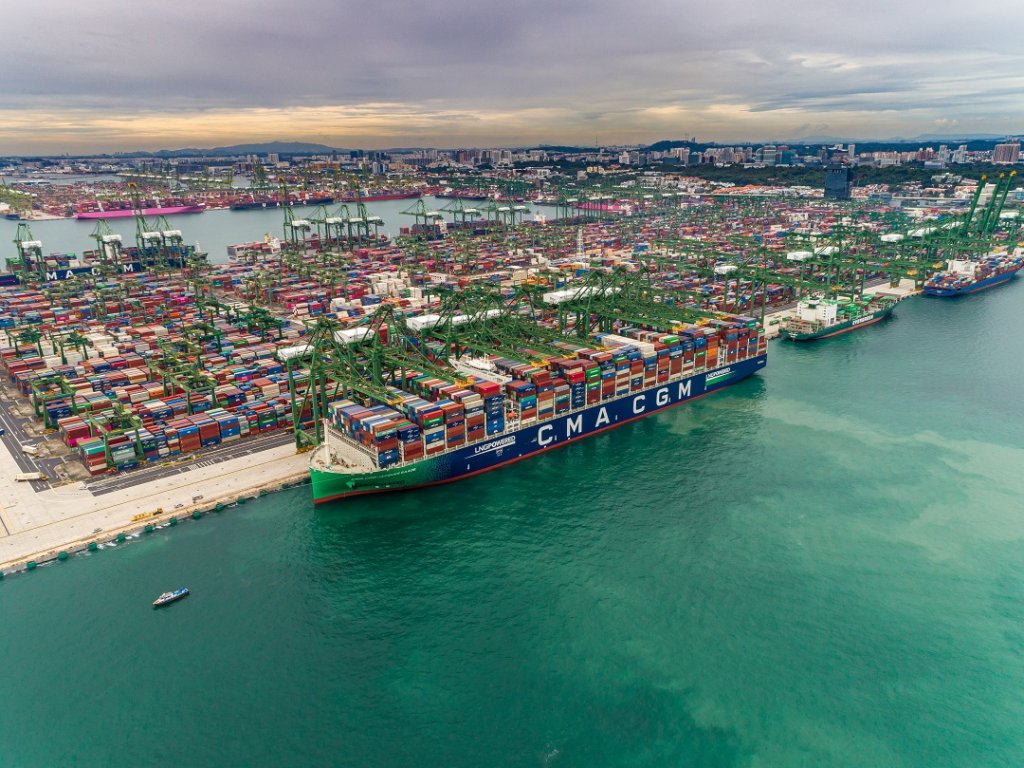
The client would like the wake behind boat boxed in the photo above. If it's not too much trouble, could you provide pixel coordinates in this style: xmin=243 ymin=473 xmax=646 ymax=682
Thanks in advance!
xmin=152 ymin=587 xmax=189 ymax=608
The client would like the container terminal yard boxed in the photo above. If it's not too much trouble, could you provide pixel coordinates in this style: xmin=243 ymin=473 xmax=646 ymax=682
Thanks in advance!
xmin=0 ymin=172 xmax=1020 ymax=573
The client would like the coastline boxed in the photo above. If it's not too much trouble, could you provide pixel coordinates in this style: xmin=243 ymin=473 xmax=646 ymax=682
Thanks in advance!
xmin=6 ymin=211 xmax=68 ymax=221
xmin=0 ymin=278 xmax=922 ymax=577
xmin=0 ymin=435 xmax=310 ymax=576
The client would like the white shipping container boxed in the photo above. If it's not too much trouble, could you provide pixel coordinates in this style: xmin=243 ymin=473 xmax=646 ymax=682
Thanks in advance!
xmin=334 ymin=327 xmax=374 ymax=345
xmin=277 ymin=344 xmax=313 ymax=361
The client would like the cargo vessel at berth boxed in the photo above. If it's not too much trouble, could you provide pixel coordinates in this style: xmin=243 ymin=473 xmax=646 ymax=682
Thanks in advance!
xmin=75 ymin=204 xmax=205 ymax=220
xmin=3 ymin=230 xmax=206 ymax=285
xmin=309 ymin=323 xmax=768 ymax=504
xmin=231 ymin=191 xmax=420 ymax=210
xmin=337 ymin=191 xmax=421 ymax=202
xmin=922 ymin=248 xmax=1023 ymax=297
xmin=779 ymin=294 xmax=898 ymax=341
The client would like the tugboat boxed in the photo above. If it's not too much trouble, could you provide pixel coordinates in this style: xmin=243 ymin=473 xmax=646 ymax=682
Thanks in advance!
xmin=152 ymin=587 xmax=189 ymax=608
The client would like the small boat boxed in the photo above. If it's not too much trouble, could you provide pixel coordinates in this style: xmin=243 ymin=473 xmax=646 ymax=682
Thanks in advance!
xmin=152 ymin=587 xmax=189 ymax=608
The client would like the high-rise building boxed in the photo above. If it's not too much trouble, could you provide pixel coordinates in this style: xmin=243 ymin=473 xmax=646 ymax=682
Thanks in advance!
xmin=992 ymin=142 xmax=1020 ymax=164
xmin=824 ymin=163 xmax=852 ymax=199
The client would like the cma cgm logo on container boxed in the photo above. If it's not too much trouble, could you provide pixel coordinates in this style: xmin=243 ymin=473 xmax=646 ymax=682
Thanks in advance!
xmin=537 ymin=381 xmax=691 ymax=447
xmin=46 ymin=263 xmax=141 ymax=281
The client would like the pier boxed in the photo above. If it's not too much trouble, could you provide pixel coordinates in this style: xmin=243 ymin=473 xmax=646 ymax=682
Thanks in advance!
xmin=0 ymin=432 xmax=308 ymax=574
xmin=761 ymin=278 xmax=921 ymax=339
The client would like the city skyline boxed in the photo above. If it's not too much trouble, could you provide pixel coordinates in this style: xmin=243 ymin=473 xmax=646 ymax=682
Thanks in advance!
xmin=3 ymin=0 xmax=1023 ymax=154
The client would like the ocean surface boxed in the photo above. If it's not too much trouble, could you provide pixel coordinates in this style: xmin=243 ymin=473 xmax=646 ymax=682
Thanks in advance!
xmin=3 ymin=280 xmax=1024 ymax=766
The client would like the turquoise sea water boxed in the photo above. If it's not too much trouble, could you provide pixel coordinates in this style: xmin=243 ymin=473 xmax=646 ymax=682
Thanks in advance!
xmin=2 ymin=286 xmax=1024 ymax=767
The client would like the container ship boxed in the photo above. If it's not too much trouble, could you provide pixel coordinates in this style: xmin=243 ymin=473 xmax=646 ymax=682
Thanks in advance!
xmin=74 ymin=202 xmax=205 ymax=220
xmin=230 ymin=191 xmax=419 ymax=210
xmin=309 ymin=318 xmax=767 ymax=503
xmin=337 ymin=191 xmax=420 ymax=203
xmin=922 ymin=248 xmax=1023 ymax=296
xmin=779 ymin=294 xmax=898 ymax=341
xmin=230 ymin=193 xmax=335 ymax=210
xmin=3 ymin=231 xmax=206 ymax=285
xmin=434 ymin=189 xmax=491 ymax=201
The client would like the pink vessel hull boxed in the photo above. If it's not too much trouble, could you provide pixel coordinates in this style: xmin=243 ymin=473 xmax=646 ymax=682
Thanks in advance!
xmin=75 ymin=204 xmax=205 ymax=220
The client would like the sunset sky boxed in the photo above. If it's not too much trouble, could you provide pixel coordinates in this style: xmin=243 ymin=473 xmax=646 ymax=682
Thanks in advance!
xmin=3 ymin=0 xmax=1023 ymax=153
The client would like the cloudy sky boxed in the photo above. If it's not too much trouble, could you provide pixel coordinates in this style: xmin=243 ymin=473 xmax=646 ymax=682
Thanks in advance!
xmin=2 ymin=0 xmax=1023 ymax=153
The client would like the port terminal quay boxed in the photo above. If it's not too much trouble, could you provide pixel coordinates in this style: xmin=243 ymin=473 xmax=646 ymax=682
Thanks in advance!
xmin=0 ymin=421 xmax=308 ymax=574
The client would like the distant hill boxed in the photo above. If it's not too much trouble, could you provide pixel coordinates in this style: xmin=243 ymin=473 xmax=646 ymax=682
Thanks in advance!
xmin=208 ymin=141 xmax=341 ymax=156
xmin=646 ymin=135 xmax=1021 ymax=154
xmin=117 ymin=141 xmax=343 ymax=158
xmin=646 ymin=139 xmax=710 ymax=152
xmin=906 ymin=133 xmax=1010 ymax=142
xmin=793 ymin=133 xmax=1016 ymax=146
xmin=532 ymin=144 xmax=596 ymax=153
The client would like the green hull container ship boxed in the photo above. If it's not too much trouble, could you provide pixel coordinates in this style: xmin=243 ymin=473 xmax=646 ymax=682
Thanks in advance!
xmin=780 ymin=295 xmax=898 ymax=341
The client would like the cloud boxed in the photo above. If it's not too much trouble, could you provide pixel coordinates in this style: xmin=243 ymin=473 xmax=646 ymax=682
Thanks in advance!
xmin=2 ymin=0 xmax=1024 ymax=152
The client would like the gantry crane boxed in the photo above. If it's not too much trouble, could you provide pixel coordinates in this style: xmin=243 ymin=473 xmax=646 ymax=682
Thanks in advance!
xmin=89 ymin=220 xmax=126 ymax=273
xmin=10 ymin=222 xmax=43 ymax=277
xmin=401 ymin=199 xmax=446 ymax=234
xmin=282 ymin=183 xmax=313 ymax=246
xmin=440 ymin=196 xmax=485 ymax=228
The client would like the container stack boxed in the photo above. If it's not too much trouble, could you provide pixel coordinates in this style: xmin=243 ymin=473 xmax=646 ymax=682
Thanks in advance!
xmin=328 ymin=401 xmax=405 ymax=468
xmin=475 ymin=381 xmax=504 ymax=434
xmin=502 ymin=380 xmax=535 ymax=422
xmin=452 ymin=388 xmax=486 ymax=443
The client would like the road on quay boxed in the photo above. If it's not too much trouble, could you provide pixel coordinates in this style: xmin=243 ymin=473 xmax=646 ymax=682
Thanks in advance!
xmin=761 ymin=276 xmax=896 ymax=316
xmin=84 ymin=430 xmax=297 ymax=496
xmin=0 ymin=393 xmax=57 ymax=491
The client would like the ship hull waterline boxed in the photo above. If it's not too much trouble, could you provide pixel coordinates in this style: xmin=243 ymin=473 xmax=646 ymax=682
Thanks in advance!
xmin=310 ymin=354 xmax=767 ymax=504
